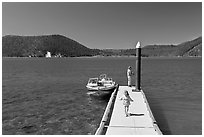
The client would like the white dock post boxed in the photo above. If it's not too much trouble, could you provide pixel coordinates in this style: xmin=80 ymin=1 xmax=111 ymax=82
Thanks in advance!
xmin=133 ymin=41 xmax=141 ymax=92
xmin=136 ymin=41 xmax=141 ymax=91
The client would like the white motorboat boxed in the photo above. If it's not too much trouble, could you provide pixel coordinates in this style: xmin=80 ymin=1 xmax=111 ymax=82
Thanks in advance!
xmin=86 ymin=74 xmax=117 ymax=91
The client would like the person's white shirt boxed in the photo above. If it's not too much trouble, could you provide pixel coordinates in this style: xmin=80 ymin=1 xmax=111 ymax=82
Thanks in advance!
xmin=127 ymin=68 xmax=132 ymax=77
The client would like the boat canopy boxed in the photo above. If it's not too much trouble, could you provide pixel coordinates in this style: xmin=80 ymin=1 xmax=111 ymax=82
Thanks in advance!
xmin=88 ymin=78 xmax=98 ymax=84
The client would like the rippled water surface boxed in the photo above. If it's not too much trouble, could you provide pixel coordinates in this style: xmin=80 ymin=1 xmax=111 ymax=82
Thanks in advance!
xmin=2 ymin=57 xmax=202 ymax=135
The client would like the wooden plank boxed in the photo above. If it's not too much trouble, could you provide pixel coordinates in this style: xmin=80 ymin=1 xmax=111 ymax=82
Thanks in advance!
xmin=105 ymin=86 xmax=161 ymax=135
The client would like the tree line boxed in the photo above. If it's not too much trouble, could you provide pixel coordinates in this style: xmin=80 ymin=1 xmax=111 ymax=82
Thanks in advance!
xmin=2 ymin=35 xmax=202 ymax=57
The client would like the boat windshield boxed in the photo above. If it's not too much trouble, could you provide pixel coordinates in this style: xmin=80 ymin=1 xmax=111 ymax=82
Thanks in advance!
xmin=99 ymin=74 xmax=107 ymax=80
xmin=88 ymin=78 xmax=98 ymax=84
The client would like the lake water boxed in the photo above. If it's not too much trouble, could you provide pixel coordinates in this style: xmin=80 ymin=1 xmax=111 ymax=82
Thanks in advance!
xmin=2 ymin=57 xmax=202 ymax=135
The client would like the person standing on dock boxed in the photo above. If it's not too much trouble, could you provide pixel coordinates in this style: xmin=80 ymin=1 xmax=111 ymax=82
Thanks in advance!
xmin=127 ymin=66 xmax=134 ymax=87
xmin=120 ymin=90 xmax=134 ymax=117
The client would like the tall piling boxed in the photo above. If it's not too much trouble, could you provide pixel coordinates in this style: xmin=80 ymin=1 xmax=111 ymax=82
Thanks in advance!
xmin=136 ymin=41 xmax=141 ymax=91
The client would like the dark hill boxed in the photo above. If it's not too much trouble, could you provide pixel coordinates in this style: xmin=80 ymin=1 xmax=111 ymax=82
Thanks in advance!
xmin=99 ymin=37 xmax=202 ymax=57
xmin=2 ymin=35 xmax=100 ymax=57
xmin=175 ymin=36 xmax=202 ymax=56
xmin=141 ymin=45 xmax=177 ymax=57
xmin=2 ymin=35 xmax=202 ymax=57
xmin=141 ymin=37 xmax=202 ymax=57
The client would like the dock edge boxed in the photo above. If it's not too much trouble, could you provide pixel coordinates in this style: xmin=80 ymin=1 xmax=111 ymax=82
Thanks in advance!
xmin=95 ymin=85 xmax=119 ymax=135
xmin=140 ymin=89 xmax=163 ymax=135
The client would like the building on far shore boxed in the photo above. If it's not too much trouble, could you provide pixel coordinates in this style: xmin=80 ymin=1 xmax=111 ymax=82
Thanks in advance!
xmin=45 ymin=51 xmax=51 ymax=58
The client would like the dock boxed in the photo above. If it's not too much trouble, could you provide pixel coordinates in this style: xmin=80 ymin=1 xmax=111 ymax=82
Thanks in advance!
xmin=95 ymin=42 xmax=162 ymax=135
xmin=95 ymin=86 xmax=162 ymax=135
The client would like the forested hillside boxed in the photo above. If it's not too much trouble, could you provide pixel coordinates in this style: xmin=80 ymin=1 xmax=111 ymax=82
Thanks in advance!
xmin=2 ymin=35 xmax=201 ymax=57
xmin=2 ymin=35 xmax=100 ymax=57
xmin=114 ymin=37 xmax=202 ymax=57
xmin=142 ymin=36 xmax=202 ymax=57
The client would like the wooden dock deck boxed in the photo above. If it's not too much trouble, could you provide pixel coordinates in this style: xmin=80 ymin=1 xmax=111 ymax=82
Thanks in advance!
xmin=95 ymin=86 xmax=162 ymax=135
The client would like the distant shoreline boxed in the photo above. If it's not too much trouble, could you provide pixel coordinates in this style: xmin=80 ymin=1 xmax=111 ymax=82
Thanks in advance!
xmin=2 ymin=56 xmax=202 ymax=59
xmin=3 ymin=35 xmax=202 ymax=58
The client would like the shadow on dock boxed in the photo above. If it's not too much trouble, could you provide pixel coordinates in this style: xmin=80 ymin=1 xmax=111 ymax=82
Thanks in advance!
xmin=129 ymin=113 xmax=144 ymax=116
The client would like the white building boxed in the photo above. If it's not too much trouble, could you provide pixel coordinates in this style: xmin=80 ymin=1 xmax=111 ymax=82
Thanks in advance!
xmin=45 ymin=51 xmax=51 ymax=58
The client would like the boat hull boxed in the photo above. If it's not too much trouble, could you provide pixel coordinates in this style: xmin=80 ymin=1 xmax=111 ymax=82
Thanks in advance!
xmin=86 ymin=85 xmax=116 ymax=91
xmin=87 ymin=85 xmax=118 ymax=97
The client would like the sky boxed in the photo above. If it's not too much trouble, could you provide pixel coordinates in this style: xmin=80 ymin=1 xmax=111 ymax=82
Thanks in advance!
xmin=2 ymin=2 xmax=202 ymax=49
